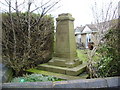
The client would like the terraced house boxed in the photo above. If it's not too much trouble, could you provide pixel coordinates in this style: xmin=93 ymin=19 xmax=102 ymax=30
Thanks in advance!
xmin=75 ymin=19 xmax=118 ymax=49
xmin=75 ymin=24 xmax=98 ymax=49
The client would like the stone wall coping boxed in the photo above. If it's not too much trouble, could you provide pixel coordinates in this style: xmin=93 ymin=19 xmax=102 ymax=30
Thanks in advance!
xmin=2 ymin=76 xmax=120 ymax=88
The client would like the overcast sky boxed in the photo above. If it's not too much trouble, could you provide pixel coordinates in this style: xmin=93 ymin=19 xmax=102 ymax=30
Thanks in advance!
xmin=0 ymin=0 xmax=119 ymax=27
xmin=51 ymin=0 xmax=119 ymax=27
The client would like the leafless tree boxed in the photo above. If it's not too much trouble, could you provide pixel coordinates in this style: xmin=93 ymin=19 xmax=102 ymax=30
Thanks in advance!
xmin=87 ymin=1 xmax=118 ymax=78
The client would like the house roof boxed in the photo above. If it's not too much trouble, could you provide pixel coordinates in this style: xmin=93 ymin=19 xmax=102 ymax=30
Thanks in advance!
xmin=97 ymin=19 xmax=118 ymax=30
xmin=74 ymin=26 xmax=85 ymax=35
xmin=86 ymin=24 xmax=98 ymax=32
xmin=75 ymin=19 xmax=118 ymax=35
xmin=75 ymin=24 xmax=98 ymax=34
xmin=75 ymin=26 xmax=85 ymax=32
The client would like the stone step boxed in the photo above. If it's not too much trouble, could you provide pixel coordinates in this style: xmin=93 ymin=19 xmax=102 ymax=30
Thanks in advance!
xmin=26 ymin=68 xmax=89 ymax=80
xmin=37 ymin=63 xmax=87 ymax=76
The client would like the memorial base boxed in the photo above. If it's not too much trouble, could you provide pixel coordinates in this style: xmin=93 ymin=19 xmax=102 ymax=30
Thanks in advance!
xmin=48 ymin=57 xmax=82 ymax=68
xmin=38 ymin=62 xmax=87 ymax=76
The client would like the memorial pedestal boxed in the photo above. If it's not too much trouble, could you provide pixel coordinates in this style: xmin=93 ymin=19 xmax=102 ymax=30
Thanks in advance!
xmin=38 ymin=13 xmax=86 ymax=76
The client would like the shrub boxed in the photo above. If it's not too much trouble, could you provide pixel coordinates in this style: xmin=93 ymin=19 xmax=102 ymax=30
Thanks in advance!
xmin=2 ymin=13 xmax=54 ymax=76
xmin=97 ymin=22 xmax=120 ymax=77
xmin=11 ymin=74 xmax=65 ymax=82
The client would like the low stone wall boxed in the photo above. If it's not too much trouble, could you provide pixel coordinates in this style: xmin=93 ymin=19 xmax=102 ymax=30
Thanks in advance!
xmin=0 ymin=63 xmax=13 ymax=83
xmin=2 ymin=77 xmax=120 ymax=89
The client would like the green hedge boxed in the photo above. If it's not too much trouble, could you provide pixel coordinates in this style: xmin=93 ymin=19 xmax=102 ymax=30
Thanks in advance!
xmin=2 ymin=13 xmax=54 ymax=76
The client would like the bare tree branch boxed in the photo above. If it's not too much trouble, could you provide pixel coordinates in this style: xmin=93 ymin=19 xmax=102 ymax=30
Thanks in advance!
xmin=27 ymin=0 xmax=32 ymax=58
xmin=87 ymin=1 xmax=118 ymax=78
xmin=1 ymin=0 xmax=60 ymax=76
xmin=31 ymin=0 xmax=60 ymax=28
xmin=0 ymin=1 xmax=8 ymax=7
xmin=17 ymin=0 xmax=25 ymax=7
xmin=9 ymin=0 xmax=17 ymax=60
xmin=104 ymin=2 xmax=112 ymax=22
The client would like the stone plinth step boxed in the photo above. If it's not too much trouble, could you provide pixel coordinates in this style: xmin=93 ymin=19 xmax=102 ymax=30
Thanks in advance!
xmin=26 ymin=68 xmax=88 ymax=80
xmin=37 ymin=63 xmax=87 ymax=76
xmin=48 ymin=57 xmax=82 ymax=68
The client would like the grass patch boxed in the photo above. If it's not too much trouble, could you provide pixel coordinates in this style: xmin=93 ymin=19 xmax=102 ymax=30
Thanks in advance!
xmin=11 ymin=74 xmax=65 ymax=83
xmin=77 ymin=49 xmax=88 ymax=61
xmin=77 ymin=49 xmax=100 ymax=62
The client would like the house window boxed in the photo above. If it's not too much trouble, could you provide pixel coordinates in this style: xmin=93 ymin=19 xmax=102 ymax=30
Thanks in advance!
xmin=80 ymin=38 xmax=81 ymax=42
xmin=89 ymin=38 xmax=91 ymax=42
xmin=77 ymin=35 xmax=81 ymax=43
xmin=86 ymin=33 xmax=91 ymax=48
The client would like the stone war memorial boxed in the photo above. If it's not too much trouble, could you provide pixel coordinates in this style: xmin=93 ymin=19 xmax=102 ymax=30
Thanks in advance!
xmin=38 ymin=13 xmax=87 ymax=76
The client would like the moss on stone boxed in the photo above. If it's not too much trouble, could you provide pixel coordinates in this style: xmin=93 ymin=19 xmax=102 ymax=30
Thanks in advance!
xmin=26 ymin=68 xmax=88 ymax=80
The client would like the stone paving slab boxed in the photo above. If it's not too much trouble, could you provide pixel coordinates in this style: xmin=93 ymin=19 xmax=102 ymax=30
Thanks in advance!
xmin=2 ymin=77 xmax=120 ymax=88
xmin=3 ymin=81 xmax=53 ymax=88
xmin=105 ymin=77 xmax=120 ymax=87
xmin=54 ymin=78 xmax=108 ymax=88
